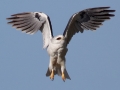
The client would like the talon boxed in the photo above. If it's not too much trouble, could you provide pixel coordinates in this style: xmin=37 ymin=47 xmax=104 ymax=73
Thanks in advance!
xmin=50 ymin=69 xmax=54 ymax=81
xmin=61 ymin=72 xmax=66 ymax=82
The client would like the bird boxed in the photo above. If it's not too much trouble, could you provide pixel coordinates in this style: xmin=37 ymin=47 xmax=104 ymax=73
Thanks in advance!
xmin=6 ymin=6 xmax=115 ymax=81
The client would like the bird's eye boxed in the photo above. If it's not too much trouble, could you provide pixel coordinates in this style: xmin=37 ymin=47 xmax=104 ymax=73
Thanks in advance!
xmin=56 ymin=37 xmax=61 ymax=40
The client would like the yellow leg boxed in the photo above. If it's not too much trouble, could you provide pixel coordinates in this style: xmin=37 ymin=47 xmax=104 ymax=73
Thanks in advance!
xmin=50 ymin=69 xmax=54 ymax=80
xmin=61 ymin=72 xmax=66 ymax=82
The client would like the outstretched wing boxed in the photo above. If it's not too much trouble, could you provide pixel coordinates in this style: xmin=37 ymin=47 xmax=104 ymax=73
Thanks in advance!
xmin=63 ymin=7 xmax=115 ymax=45
xmin=7 ymin=12 xmax=53 ymax=48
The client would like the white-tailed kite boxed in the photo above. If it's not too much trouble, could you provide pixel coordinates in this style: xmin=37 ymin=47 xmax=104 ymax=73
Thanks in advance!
xmin=7 ymin=7 xmax=115 ymax=81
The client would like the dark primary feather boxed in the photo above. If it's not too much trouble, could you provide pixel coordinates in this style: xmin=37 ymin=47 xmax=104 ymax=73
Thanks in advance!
xmin=63 ymin=7 xmax=115 ymax=45
xmin=7 ymin=12 xmax=46 ymax=34
xmin=11 ymin=12 xmax=30 ymax=16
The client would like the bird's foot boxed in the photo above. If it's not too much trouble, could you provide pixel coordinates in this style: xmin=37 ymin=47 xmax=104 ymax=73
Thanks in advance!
xmin=61 ymin=72 xmax=66 ymax=82
xmin=50 ymin=69 xmax=54 ymax=81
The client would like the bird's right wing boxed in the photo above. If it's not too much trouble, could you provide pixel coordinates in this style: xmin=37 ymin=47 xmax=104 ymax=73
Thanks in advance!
xmin=7 ymin=12 xmax=53 ymax=48
xmin=63 ymin=7 xmax=115 ymax=45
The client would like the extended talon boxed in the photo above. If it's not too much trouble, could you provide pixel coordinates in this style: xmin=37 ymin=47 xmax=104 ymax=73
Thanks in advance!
xmin=50 ymin=69 xmax=54 ymax=80
xmin=61 ymin=72 xmax=66 ymax=82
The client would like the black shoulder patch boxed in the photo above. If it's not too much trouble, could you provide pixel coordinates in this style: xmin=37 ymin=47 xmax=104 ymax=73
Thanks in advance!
xmin=35 ymin=13 xmax=41 ymax=21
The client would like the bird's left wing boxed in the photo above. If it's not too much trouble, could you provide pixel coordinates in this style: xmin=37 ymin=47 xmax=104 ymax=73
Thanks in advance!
xmin=7 ymin=12 xmax=53 ymax=48
xmin=63 ymin=7 xmax=115 ymax=45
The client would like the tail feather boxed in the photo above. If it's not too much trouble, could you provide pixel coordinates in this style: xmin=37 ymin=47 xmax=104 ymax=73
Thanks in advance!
xmin=64 ymin=69 xmax=71 ymax=80
xmin=56 ymin=67 xmax=62 ymax=76
xmin=46 ymin=67 xmax=60 ymax=76
xmin=46 ymin=68 xmax=51 ymax=76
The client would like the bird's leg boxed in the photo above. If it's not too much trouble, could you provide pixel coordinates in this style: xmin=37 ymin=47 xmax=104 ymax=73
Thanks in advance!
xmin=50 ymin=69 xmax=54 ymax=80
xmin=61 ymin=70 xmax=66 ymax=82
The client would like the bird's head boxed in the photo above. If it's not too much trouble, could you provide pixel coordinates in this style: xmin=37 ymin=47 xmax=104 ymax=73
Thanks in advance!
xmin=52 ymin=35 xmax=66 ymax=44
xmin=56 ymin=35 xmax=65 ymax=40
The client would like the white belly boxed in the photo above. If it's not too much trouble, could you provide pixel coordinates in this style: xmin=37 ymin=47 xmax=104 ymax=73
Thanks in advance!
xmin=47 ymin=41 xmax=67 ymax=57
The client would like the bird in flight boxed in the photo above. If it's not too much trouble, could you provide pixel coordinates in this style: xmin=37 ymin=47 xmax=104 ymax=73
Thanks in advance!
xmin=7 ymin=7 xmax=115 ymax=81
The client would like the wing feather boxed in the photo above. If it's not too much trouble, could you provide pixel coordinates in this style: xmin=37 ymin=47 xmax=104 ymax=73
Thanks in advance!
xmin=7 ymin=12 xmax=53 ymax=48
xmin=63 ymin=7 xmax=115 ymax=45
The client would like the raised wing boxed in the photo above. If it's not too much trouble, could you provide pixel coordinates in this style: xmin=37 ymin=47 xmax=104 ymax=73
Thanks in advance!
xmin=7 ymin=12 xmax=53 ymax=48
xmin=63 ymin=7 xmax=115 ymax=45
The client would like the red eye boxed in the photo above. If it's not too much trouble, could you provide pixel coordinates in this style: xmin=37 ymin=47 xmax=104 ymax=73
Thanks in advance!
xmin=56 ymin=37 xmax=61 ymax=40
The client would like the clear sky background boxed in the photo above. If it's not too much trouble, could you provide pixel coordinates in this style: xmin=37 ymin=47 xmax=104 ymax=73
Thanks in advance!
xmin=1 ymin=0 xmax=120 ymax=90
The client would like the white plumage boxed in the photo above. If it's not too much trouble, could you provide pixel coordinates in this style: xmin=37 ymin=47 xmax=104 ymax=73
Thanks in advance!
xmin=7 ymin=7 xmax=115 ymax=81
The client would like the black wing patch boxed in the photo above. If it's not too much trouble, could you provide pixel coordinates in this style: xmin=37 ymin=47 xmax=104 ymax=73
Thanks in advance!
xmin=35 ymin=13 xmax=41 ymax=21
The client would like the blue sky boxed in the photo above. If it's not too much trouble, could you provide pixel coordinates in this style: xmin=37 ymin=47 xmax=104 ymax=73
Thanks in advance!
xmin=1 ymin=0 xmax=120 ymax=90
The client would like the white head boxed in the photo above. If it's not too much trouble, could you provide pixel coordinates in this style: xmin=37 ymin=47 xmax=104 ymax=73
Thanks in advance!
xmin=52 ymin=35 xmax=66 ymax=44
